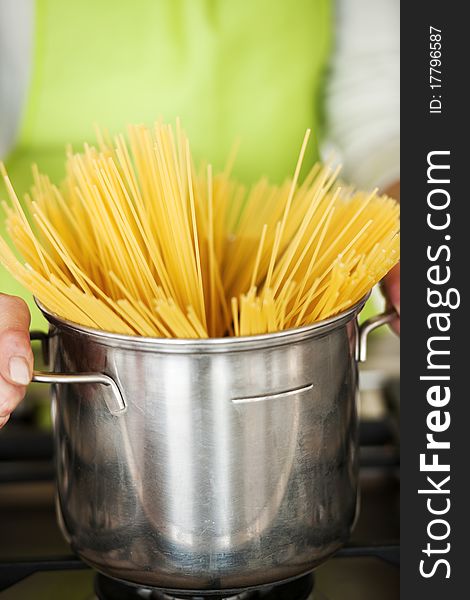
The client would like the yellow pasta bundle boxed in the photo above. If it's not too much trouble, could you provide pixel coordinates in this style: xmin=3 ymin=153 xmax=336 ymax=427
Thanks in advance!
xmin=0 ymin=122 xmax=399 ymax=338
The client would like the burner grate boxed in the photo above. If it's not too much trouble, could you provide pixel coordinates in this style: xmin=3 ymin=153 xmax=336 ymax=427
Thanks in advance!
xmin=94 ymin=572 xmax=315 ymax=600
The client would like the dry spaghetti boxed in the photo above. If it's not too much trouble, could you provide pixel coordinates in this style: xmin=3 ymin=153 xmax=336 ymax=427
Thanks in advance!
xmin=0 ymin=122 xmax=400 ymax=338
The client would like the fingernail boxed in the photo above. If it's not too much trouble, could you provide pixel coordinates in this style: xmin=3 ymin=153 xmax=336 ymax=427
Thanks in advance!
xmin=9 ymin=356 xmax=31 ymax=385
xmin=0 ymin=414 xmax=10 ymax=428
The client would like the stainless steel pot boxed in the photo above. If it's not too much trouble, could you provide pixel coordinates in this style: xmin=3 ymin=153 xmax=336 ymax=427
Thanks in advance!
xmin=30 ymin=298 xmax=393 ymax=593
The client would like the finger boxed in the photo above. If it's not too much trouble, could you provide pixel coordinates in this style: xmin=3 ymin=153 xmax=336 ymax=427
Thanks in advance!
xmin=388 ymin=309 xmax=400 ymax=335
xmin=382 ymin=263 xmax=400 ymax=314
xmin=0 ymin=294 xmax=33 ymax=386
xmin=0 ymin=414 xmax=10 ymax=429
xmin=381 ymin=263 xmax=400 ymax=335
xmin=0 ymin=374 xmax=26 ymax=418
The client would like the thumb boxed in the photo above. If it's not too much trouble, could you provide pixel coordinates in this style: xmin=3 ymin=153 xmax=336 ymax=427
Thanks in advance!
xmin=0 ymin=294 xmax=33 ymax=385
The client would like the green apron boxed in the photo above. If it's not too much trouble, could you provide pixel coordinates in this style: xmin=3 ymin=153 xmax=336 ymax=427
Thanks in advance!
xmin=1 ymin=0 xmax=332 ymax=328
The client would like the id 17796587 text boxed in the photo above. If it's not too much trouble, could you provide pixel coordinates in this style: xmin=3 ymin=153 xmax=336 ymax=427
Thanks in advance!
xmin=429 ymin=26 xmax=442 ymax=114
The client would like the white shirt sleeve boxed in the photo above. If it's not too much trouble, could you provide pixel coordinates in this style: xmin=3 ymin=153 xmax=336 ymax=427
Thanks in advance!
xmin=0 ymin=0 xmax=34 ymax=160
xmin=324 ymin=0 xmax=400 ymax=191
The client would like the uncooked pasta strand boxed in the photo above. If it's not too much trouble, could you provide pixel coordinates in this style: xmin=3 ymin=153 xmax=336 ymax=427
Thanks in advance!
xmin=0 ymin=121 xmax=400 ymax=338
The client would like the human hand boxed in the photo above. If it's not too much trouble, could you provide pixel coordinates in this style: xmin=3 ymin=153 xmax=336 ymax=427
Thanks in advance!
xmin=0 ymin=294 xmax=33 ymax=428
xmin=381 ymin=262 xmax=400 ymax=335
xmin=381 ymin=181 xmax=400 ymax=335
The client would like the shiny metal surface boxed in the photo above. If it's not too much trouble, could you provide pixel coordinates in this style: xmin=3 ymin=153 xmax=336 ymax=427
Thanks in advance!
xmin=30 ymin=299 xmax=390 ymax=592
xmin=31 ymin=368 xmax=126 ymax=415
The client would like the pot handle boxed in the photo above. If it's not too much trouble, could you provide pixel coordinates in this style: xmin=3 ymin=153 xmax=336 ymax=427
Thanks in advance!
xmin=29 ymin=331 xmax=126 ymax=415
xmin=357 ymin=309 xmax=397 ymax=363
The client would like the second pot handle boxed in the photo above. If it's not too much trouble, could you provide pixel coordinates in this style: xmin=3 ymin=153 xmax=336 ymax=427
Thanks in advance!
xmin=357 ymin=309 xmax=397 ymax=363
xmin=30 ymin=331 xmax=126 ymax=415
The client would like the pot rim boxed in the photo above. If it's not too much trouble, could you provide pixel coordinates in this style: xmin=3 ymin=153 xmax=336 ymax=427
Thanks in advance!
xmin=35 ymin=293 xmax=369 ymax=353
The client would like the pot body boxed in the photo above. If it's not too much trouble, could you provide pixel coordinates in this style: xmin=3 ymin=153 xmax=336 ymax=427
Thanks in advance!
xmin=46 ymin=310 xmax=360 ymax=592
